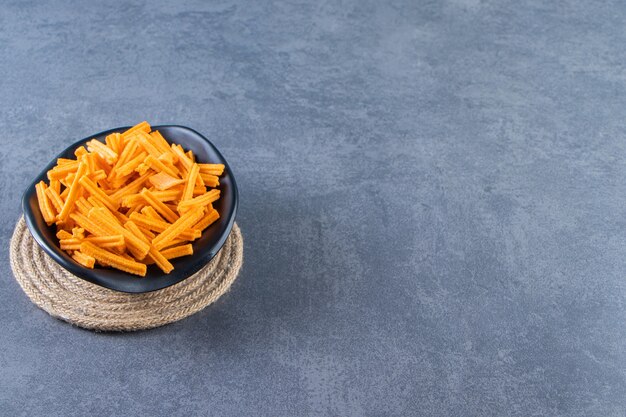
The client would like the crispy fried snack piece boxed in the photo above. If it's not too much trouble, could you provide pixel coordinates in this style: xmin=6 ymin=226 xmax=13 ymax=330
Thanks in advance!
xmin=198 ymin=164 xmax=225 ymax=176
xmin=141 ymin=188 xmax=179 ymax=223
xmin=148 ymin=171 xmax=185 ymax=190
xmin=79 ymin=176 xmax=118 ymax=212
xmin=121 ymin=189 xmax=181 ymax=207
xmin=80 ymin=241 xmax=147 ymax=276
xmin=199 ymin=173 xmax=219 ymax=188
xmin=70 ymin=212 xmax=109 ymax=236
xmin=72 ymin=251 xmax=96 ymax=269
xmin=128 ymin=212 xmax=200 ymax=241
xmin=177 ymin=189 xmax=220 ymax=213
xmin=89 ymin=207 xmax=150 ymax=259
xmin=60 ymin=235 xmax=125 ymax=251
xmin=144 ymin=155 xmax=178 ymax=178
xmin=35 ymin=181 xmax=57 ymax=225
xmin=152 ymin=207 xmax=204 ymax=250
xmin=58 ymin=161 xmax=87 ymax=222
xmin=109 ymin=172 xmax=151 ymax=203
xmin=56 ymin=230 xmax=73 ymax=240
xmin=160 ymin=244 xmax=193 ymax=260
xmin=182 ymin=163 xmax=199 ymax=202
xmin=194 ymin=208 xmax=220 ymax=231
xmin=125 ymin=220 xmax=173 ymax=274
xmin=44 ymin=186 xmax=64 ymax=214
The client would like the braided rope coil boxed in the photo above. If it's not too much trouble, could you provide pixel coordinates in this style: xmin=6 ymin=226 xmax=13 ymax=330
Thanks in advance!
xmin=9 ymin=217 xmax=243 ymax=331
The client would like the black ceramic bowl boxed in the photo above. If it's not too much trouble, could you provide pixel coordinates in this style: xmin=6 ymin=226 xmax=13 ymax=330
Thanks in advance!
xmin=22 ymin=125 xmax=238 ymax=293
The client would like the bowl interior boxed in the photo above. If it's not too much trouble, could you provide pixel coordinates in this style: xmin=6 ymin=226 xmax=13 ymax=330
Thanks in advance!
xmin=22 ymin=125 xmax=238 ymax=293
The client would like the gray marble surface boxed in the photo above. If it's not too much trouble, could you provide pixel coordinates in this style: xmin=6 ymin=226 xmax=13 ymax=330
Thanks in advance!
xmin=1 ymin=1 xmax=625 ymax=416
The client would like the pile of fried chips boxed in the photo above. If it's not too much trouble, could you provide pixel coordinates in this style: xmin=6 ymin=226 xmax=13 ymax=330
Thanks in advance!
xmin=35 ymin=121 xmax=223 ymax=276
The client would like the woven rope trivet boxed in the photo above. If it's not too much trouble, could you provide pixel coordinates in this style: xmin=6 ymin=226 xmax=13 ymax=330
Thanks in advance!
xmin=9 ymin=217 xmax=243 ymax=331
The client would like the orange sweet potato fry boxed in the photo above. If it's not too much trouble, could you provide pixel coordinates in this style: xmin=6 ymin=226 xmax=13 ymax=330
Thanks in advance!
xmin=124 ymin=220 xmax=173 ymax=273
xmin=80 ymin=241 xmax=146 ymax=276
xmin=126 ymin=245 xmax=148 ymax=262
xmin=116 ymin=133 xmax=126 ymax=154
xmin=86 ymin=195 xmax=104 ymax=209
xmin=109 ymin=175 xmax=132 ymax=190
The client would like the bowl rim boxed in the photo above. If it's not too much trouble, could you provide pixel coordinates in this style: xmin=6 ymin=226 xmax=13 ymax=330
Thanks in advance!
xmin=21 ymin=124 xmax=238 ymax=293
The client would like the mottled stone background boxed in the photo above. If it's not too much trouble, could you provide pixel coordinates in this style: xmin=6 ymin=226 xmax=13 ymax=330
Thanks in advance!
xmin=1 ymin=1 xmax=625 ymax=416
